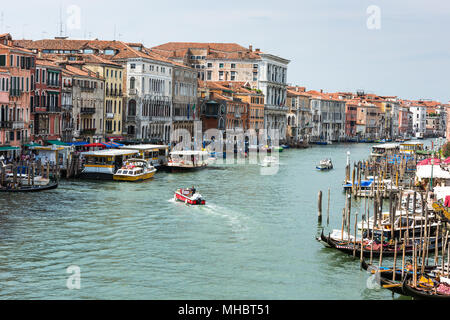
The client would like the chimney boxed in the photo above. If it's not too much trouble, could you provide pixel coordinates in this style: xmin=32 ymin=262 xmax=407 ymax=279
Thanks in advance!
xmin=255 ymin=48 xmax=260 ymax=53
xmin=320 ymin=89 xmax=323 ymax=93
xmin=249 ymin=45 xmax=253 ymax=52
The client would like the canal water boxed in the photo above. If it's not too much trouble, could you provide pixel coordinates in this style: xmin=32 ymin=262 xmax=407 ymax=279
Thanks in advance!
xmin=0 ymin=141 xmax=433 ymax=299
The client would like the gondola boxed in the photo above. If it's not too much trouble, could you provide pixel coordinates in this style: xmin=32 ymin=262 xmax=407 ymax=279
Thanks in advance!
xmin=402 ymin=279 xmax=450 ymax=300
xmin=361 ymin=259 xmax=436 ymax=296
xmin=0 ymin=181 xmax=58 ymax=193
xmin=318 ymin=230 xmax=442 ymax=258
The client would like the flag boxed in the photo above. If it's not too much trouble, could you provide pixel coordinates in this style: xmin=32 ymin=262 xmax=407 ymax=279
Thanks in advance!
xmin=192 ymin=104 xmax=196 ymax=120
xmin=187 ymin=104 xmax=190 ymax=120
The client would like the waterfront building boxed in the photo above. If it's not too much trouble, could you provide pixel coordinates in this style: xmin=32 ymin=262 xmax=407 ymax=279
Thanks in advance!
xmin=63 ymin=64 xmax=105 ymax=143
xmin=344 ymin=100 xmax=358 ymax=138
xmin=0 ymin=68 xmax=11 ymax=151
xmin=171 ymin=62 xmax=199 ymax=140
xmin=380 ymin=97 xmax=400 ymax=140
xmin=0 ymin=33 xmax=35 ymax=154
xmin=198 ymin=81 xmax=248 ymax=139
xmin=60 ymin=69 xmax=73 ymax=142
xmin=410 ymin=103 xmax=427 ymax=137
xmin=398 ymin=102 xmax=411 ymax=137
xmin=33 ymin=58 xmax=63 ymax=143
xmin=286 ymin=86 xmax=312 ymax=143
xmin=307 ymin=90 xmax=346 ymax=142
xmin=13 ymin=39 xmax=174 ymax=143
xmin=81 ymin=55 xmax=124 ymax=141
xmin=230 ymin=82 xmax=265 ymax=135
xmin=151 ymin=43 xmax=290 ymax=142
xmin=355 ymin=102 xmax=381 ymax=140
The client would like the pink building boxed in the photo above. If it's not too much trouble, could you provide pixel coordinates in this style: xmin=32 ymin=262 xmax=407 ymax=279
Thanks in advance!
xmin=446 ymin=106 xmax=450 ymax=141
xmin=0 ymin=68 xmax=10 ymax=147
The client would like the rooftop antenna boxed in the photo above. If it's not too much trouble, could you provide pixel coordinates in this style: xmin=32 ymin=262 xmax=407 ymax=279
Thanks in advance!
xmin=59 ymin=5 xmax=64 ymax=37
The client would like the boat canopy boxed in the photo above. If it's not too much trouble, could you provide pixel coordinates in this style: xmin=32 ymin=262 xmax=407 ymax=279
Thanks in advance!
xmin=120 ymin=144 xmax=168 ymax=151
xmin=372 ymin=143 xmax=399 ymax=150
xmin=170 ymin=150 xmax=209 ymax=156
xmin=343 ymin=179 xmax=374 ymax=188
xmin=82 ymin=149 xmax=139 ymax=157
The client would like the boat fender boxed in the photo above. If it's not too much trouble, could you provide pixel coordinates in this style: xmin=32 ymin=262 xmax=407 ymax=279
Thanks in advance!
xmin=185 ymin=199 xmax=188 ymax=204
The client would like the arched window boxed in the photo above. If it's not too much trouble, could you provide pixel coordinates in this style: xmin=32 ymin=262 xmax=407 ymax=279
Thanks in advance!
xmin=128 ymin=99 xmax=136 ymax=116
xmin=130 ymin=77 xmax=135 ymax=89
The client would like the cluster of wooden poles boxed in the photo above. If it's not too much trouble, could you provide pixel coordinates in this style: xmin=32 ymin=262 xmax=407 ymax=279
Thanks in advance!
xmin=0 ymin=160 xmax=60 ymax=190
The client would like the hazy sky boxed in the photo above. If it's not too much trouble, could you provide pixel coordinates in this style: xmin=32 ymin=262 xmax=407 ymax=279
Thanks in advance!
xmin=2 ymin=0 xmax=449 ymax=102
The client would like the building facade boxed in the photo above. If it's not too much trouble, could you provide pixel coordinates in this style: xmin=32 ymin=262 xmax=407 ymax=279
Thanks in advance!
xmin=0 ymin=34 xmax=35 ymax=152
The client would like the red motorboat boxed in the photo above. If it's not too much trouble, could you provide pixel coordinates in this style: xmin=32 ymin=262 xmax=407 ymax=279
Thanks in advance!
xmin=174 ymin=188 xmax=206 ymax=205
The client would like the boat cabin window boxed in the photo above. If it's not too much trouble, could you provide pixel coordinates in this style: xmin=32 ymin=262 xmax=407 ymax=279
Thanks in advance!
xmin=86 ymin=156 xmax=112 ymax=165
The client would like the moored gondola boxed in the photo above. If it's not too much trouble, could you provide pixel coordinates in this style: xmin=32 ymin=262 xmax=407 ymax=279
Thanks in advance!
xmin=0 ymin=181 xmax=58 ymax=192
xmin=318 ymin=230 xmax=443 ymax=258
xmin=402 ymin=279 xmax=450 ymax=300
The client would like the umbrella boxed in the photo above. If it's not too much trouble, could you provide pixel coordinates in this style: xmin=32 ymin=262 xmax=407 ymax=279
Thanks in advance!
xmin=417 ymin=158 xmax=441 ymax=166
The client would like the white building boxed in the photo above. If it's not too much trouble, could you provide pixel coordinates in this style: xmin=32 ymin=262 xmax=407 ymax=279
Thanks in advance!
xmin=114 ymin=47 xmax=174 ymax=143
xmin=309 ymin=92 xmax=346 ymax=142
xmin=257 ymin=54 xmax=290 ymax=142
xmin=410 ymin=105 xmax=427 ymax=136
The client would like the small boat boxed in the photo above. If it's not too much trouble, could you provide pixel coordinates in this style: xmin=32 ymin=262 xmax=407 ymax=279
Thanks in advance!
xmin=316 ymin=159 xmax=333 ymax=171
xmin=402 ymin=277 xmax=450 ymax=300
xmin=113 ymin=159 xmax=157 ymax=182
xmin=174 ymin=188 xmax=206 ymax=205
xmin=0 ymin=181 xmax=58 ymax=192
xmin=361 ymin=259 xmax=437 ymax=296
xmin=317 ymin=230 xmax=443 ymax=258
xmin=167 ymin=150 xmax=209 ymax=172
xmin=260 ymin=156 xmax=278 ymax=167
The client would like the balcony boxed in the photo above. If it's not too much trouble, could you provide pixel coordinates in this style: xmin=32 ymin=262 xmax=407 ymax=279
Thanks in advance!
xmin=106 ymin=113 xmax=115 ymax=119
xmin=47 ymin=81 xmax=60 ymax=88
xmin=9 ymin=89 xmax=23 ymax=97
xmin=80 ymin=107 xmax=96 ymax=115
xmin=80 ymin=86 xmax=95 ymax=92
xmin=0 ymin=121 xmax=12 ymax=129
xmin=81 ymin=128 xmax=96 ymax=135
xmin=12 ymin=121 xmax=25 ymax=130
xmin=106 ymin=89 xmax=123 ymax=97
xmin=32 ymin=106 xmax=61 ymax=113
xmin=61 ymin=104 xmax=73 ymax=111
xmin=129 ymin=88 xmax=138 ymax=96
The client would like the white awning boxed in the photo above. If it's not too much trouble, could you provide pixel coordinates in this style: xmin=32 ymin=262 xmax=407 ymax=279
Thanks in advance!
xmin=416 ymin=165 xmax=450 ymax=180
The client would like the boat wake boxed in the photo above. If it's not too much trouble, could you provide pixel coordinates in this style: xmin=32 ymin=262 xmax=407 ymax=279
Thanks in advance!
xmin=168 ymin=198 xmax=248 ymax=232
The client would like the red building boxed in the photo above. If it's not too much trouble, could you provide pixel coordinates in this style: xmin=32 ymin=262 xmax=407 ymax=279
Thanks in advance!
xmin=345 ymin=101 xmax=358 ymax=137
xmin=0 ymin=33 xmax=35 ymax=157
xmin=32 ymin=58 xmax=62 ymax=143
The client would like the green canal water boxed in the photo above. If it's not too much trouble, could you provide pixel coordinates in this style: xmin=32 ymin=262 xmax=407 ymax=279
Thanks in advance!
xmin=0 ymin=141 xmax=433 ymax=299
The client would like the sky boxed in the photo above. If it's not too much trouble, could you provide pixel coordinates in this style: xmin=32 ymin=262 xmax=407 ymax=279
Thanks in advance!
xmin=1 ymin=0 xmax=449 ymax=103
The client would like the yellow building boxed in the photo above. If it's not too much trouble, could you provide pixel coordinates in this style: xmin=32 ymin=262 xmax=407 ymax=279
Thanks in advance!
xmin=83 ymin=55 xmax=124 ymax=139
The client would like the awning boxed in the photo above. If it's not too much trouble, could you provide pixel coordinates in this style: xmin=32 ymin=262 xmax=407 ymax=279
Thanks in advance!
xmin=24 ymin=142 xmax=42 ymax=147
xmin=66 ymin=141 xmax=89 ymax=146
xmin=416 ymin=165 xmax=450 ymax=180
xmin=46 ymin=140 xmax=68 ymax=146
xmin=0 ymin=146 xmax=20 ymax=151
